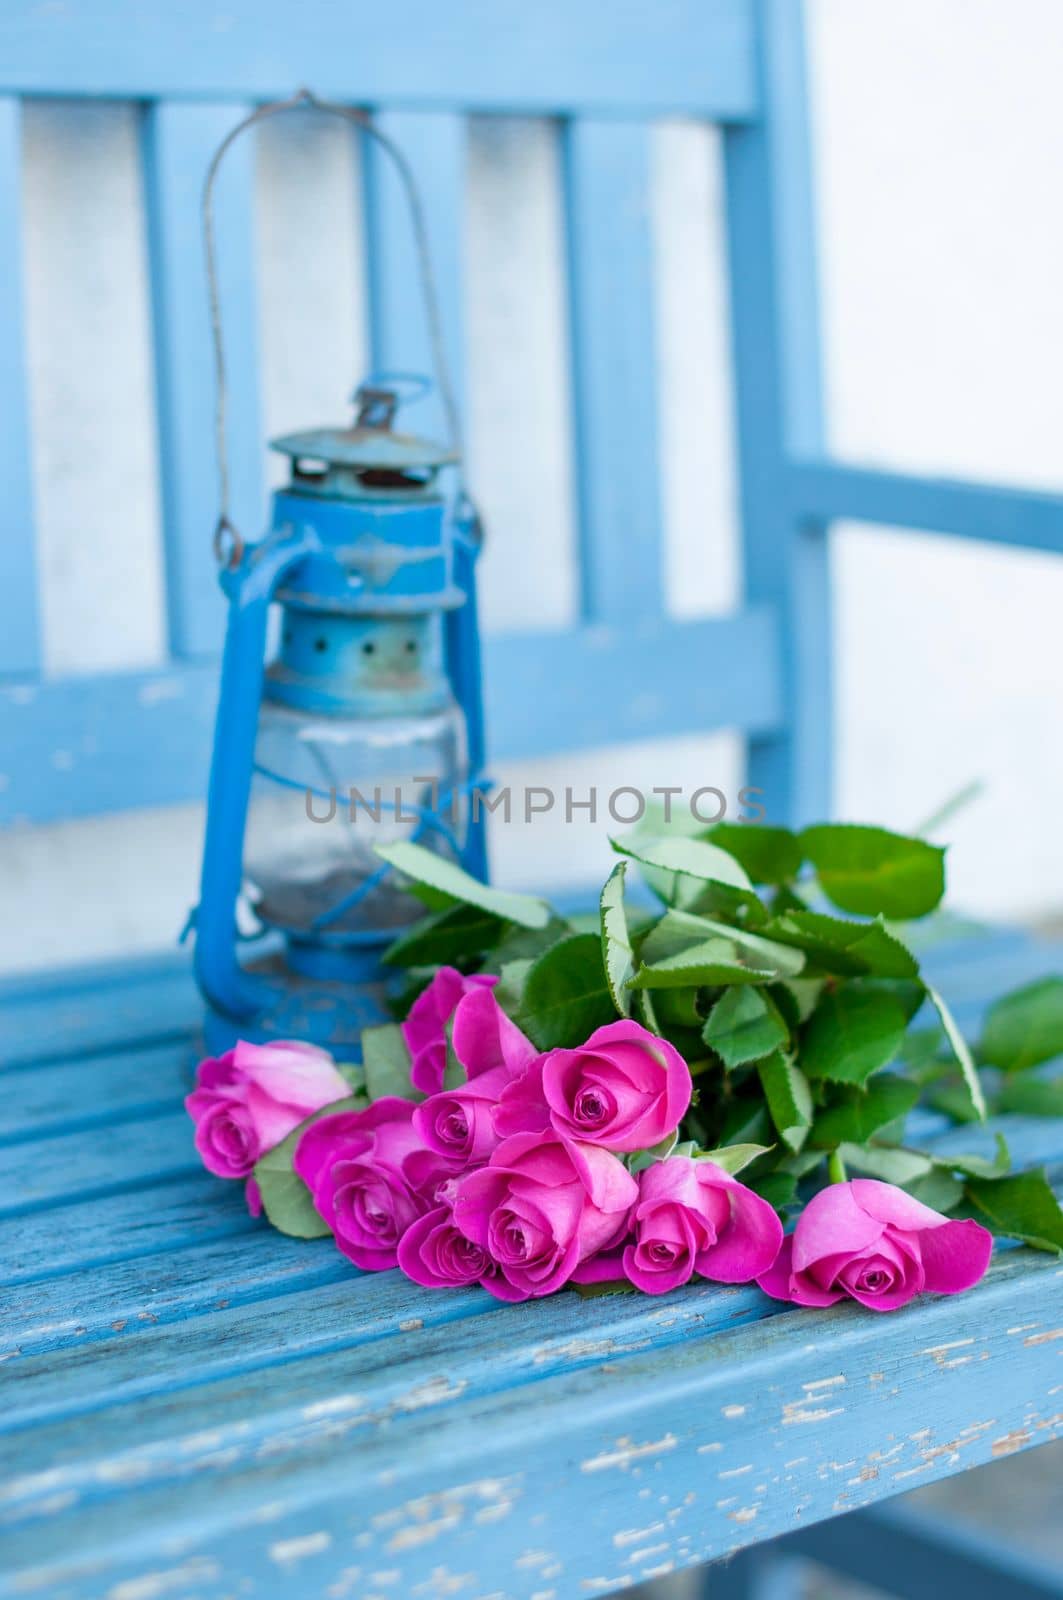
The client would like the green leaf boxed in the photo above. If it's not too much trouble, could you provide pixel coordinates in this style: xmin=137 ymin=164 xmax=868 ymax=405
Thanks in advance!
xmin=492 ymin=958 xmax=532 ymax=1017
xmin=997 ymin=1074 xmax=1063 ymax=1117
xmin=718 ymin=1099 xmax=774 ymax=1148
xmin=703 ymin=986 xmax=788 ymax=1069
xmin=756 ymin=1051 xmax=813 ymax=1152
xmin=571 ymin=1279 xmax=637 ymax=1299
xmin=492 ymin=916 xmax=573 ymax=966
xmin=652 ymin=988 xmax=703 ymax=1028
xmin=252 ymin=1094 xmax=365 ymax=1238
xmin=374 ymin=840 xmax=552 ymax=929
xmin=928 ymin=1078 xmax=983 ymax=1125
xmin=703 ymin=822 xmax=803 ymax=885
xmin=362 ymin=1022 xmax=421 ymax=1103
xmin=925 ymin=984 xmax=986 ymax=1121
xmin=909 ymin=1169 xmax=966 ymax=1213
xmin=963 ymin=1170 xmax=1063 ymax=1252
xmin=746 ymin=1171 xmax=799 ymax=1214
xmin=632 ymin=936 xmax=793 ymax=989
xmin=897 ymin=1025 xmax=949 ymax=1080
xmin=696 ymin=1142 xmax=772 ymax=1174
xmin=810 ymin=1074 xmax=920 ymax=1148
xmin=600 ymin=861 xmax=635 ymax=1018
xmin=837 ymin=1142 xmax=933 ymax=1186
xmin=761 ymin=910 xmax=919 ymax=980
xmin=979 ymin=977 xmax=1063 ymax=1073
xmin=801 ymin=824 xmax=946 ymax=920
xmin=381 ymin=902 xmax=507 ymax=967
xmin=634 ymin=986 xmax=662 ymax=1035
xmin=930 ymin=1133 xmax=1010 ymax=1180
xmin=770 ymin=977 xmax=825 ymax=1028
xmin=517 ymin=932 xmax=617 ymax=1050
xmin=802 ymin=985 xmax=907 ymax=1086
xmin=610 ymin=834 xmax=763 ymax=920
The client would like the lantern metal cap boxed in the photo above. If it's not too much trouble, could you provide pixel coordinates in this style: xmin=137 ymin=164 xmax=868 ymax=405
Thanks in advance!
xmin=270 ymin=377 xmax=458 ymax=479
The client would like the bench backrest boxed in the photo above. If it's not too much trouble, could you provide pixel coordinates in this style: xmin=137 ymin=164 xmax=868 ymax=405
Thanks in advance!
xmin=1 ymin=0 xmax=1058 ymax=834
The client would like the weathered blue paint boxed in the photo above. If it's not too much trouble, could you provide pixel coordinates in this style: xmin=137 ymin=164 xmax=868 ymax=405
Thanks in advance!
xmin=363 ymin=109 xmax=467 ymax=450
xmin=0 ymin=930 xmax=1061 ymax=1597
xmin=0 ymin=1 xmax=760 ymax=118
xmin=0 ymin=96 xmax=39 ymax=677
xmin=144 ymin=99 xmax=264 ymax=660
xmin=564 ymin=118 xmax=663 ymax=624
xmin=0 ymin=608 xmax=784 ymax=825
xmin=3 ymin=2 xmax=1063 ymax=1594
xmin=791 ymin=459 xmax=1063 ymax=553
xmin=723 ymin=0 xmax=832 ymax=827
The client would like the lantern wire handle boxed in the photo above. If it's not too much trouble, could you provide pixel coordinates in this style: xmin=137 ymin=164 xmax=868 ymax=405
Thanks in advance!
xmin=202 ymin=88 xmax=464 ymax=569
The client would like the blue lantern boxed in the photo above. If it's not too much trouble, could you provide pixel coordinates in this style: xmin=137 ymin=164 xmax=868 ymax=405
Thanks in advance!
xmin=191 ymin=97 xmax=486 ymax=1055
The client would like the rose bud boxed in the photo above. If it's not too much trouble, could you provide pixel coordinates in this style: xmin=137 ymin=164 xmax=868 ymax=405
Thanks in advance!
xmin=495 ymin=1019 xmax=691 ymax=1154
xmin=757 ymin=1178 xmax=993 ymax=1312
xmin=185 ymin=1039 xmax=350 ymax=1180
xmin=413 ymin=987 xmax=538 ymax=1167
xmin=623 ymin=1156 xmax=783 ymax=1295
xmin=398 ymin=1205 xmax=498 ymax=1290
xmin=402 ymin=967 xmax=498 ymax=1096
xmin=453 ymin=1133 xmax=637 ymax=1302
xmin=293 ymin=1098 xmax=423 ymax=1271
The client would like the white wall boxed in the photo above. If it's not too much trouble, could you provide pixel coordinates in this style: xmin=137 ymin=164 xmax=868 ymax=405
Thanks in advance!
xmin=2 ymin=0 xmax=1062 ymax=974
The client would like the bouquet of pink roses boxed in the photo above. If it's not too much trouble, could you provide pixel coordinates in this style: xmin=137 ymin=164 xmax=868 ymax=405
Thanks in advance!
xmin=187 ymin=820 xmax=1063 ymax=1310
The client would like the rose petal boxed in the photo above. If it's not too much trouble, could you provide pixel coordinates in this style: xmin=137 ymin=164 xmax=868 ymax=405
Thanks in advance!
xmin=917 ymin=1217 xmax=994 ymax=1294
xmin=849 ymin=1177 xmax=956 ymax=1233
xmin=692 ymin=1164 xmax=785 ymax=1284
xmin=791 ymin=1182 xmax=885 ymax=1271
xmin=452 ymin=987 xmax=536 ymax=1081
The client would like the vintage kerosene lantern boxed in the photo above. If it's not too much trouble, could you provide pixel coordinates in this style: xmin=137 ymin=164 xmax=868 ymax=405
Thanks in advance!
xmin=192 ymin=97 xmax=486 ymax=1054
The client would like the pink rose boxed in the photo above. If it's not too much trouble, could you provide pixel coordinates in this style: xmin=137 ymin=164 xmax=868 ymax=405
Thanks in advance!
xmin=413 ymin=986 xmax=537 ymax=1166
xmin=495 ymin=1019 xmax=691 ymax=1154
xmin=757 ymin=1179 xmax=993 ymax=1312
xmin=398 ymin=1205 xmax=498 ymax=1290
xmin=623 ymin=1156 xmax=783 ymax=1295
xmin=453 ymin=1133 xmax=638 ymax=1302
xmin=293 ymin=1098 xmax=423 ymax=1271
xmin=185 ymin=1039 xmax=350 ymax=1179
xmin=402 ymin=966 xmax=498 ymax=1095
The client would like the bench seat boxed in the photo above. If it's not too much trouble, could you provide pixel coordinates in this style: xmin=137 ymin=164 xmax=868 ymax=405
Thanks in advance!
xmin=1 ymin=925 xmax=1062 ymax=1600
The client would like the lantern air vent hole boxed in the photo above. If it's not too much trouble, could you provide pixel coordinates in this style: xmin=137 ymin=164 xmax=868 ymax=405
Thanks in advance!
xmin=354 ymin=467 xmax=433 ymax=491
xmin=362 ymin=641 xmax=376 ymax=656
xmin=314 ymin=637 xmax=328 ymax=653
xmin=405 ymin=639 xmax=417 ymax=654
xmin=293 ymin=456 xmax=329 ymax=481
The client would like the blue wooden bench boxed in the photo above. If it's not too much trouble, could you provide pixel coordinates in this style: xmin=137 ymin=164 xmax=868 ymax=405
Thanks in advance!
xmin=2 ymin=3 xmax=1062 ymax=1596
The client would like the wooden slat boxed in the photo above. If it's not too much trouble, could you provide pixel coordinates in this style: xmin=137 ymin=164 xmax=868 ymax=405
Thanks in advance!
xmin=1 ymin=1233 xmax=349 ymax=1355
xmin=0 ymin=1175 xmax=256 ymax=1288
xmin=564 ymin=119 xmax=663 ymax=623
xmin=0 ymin=2 xmax=757 ymax=120
xmin=723 ymin=0 xmax=832 ymax=827
xmin=0 ymin=953 xmax=199 ymax=1069
xmin=0 ymin=1110 xmax=197 ymax=1218
xmin=0 ymin=1249 xmax=1060 ymax=1598
xmin=363 ymin=109 xmax=466 ymax=448
xmin=143 ymin=99 xmax=263 ymax=659
xmin=1 ymin=1286 xmax=779 ymax=1472
xmin=0 ymin=1042 xmax=187 ymax=1144
xmin=790 ymin=460 xmax=1063 ymax=554
xmin=0 ymin=96 xmax=40 ymax=676
xmin=0 ymin=1279 xmax=783 ymax=1498
xmin=0 ymin=609 xmax=784 ymax=824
